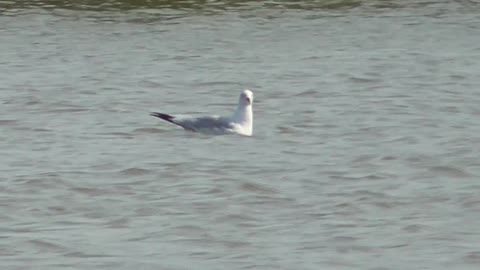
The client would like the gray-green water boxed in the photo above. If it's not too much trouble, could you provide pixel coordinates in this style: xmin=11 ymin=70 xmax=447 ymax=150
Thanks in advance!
xmin=2 ymin=1 xmax=480 ymax=269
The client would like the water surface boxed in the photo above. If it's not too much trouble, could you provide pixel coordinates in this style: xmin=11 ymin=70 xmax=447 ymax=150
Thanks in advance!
xmin=1 ymin=0 xmax=480 ymax=269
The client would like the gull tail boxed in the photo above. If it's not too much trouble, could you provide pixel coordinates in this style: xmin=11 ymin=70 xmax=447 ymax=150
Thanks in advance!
xmin=150 ymin=112 xmax=176 ymax=124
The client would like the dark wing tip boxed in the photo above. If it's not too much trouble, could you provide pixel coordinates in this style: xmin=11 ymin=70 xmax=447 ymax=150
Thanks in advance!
xmin=150 ymin=112 xmax=175 ymax=123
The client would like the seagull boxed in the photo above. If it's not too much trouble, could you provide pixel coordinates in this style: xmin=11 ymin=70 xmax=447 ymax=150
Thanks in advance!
xmin=150 ymin=89 xmax=254 ymax=136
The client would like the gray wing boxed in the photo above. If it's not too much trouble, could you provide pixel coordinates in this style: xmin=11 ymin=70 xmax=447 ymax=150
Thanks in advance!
xmin=175 ymin=116 xmax=233 ymax=131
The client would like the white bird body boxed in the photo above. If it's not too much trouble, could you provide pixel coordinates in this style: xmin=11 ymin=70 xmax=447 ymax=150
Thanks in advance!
xmin=150 ymin=89 xmax=254 ymax=136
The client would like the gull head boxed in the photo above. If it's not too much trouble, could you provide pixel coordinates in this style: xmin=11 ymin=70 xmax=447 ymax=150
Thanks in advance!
xmin=239 ymin=89 xmax=254 ymax=106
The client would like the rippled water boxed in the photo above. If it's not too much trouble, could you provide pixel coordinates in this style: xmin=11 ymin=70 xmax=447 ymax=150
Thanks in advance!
xmin=2 ymin=0 xmax=480 ymax=269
